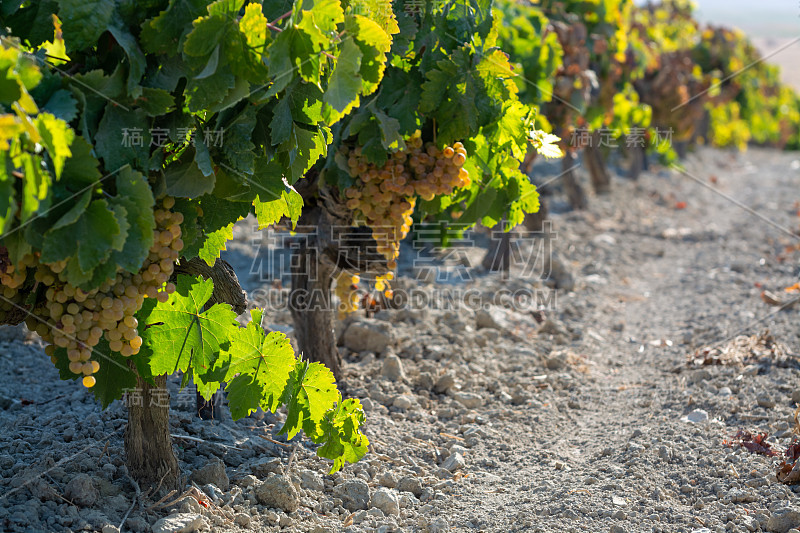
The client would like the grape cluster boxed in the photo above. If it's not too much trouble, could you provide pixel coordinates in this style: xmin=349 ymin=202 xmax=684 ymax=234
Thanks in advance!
xmin=340 ymin=131 xmax=470 ymax=268
xmin=334 ymin=272 xmax=360 ymax=318
xmin=0 ymin=252 xmax=34 ymax=324
xmin=7 ymin=197 xmax=184 ymax=388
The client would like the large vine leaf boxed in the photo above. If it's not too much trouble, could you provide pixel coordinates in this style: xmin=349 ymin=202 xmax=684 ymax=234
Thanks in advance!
xmin=317 ymin=398 xmax=370 ymax=473
xmin=279 ymin=360 xmax=340 ymax=441
xmin=109 ymin=167 xmax=155 ymax=273
xmin=40 ymin=198 xmax=121 ymax=273
xmin=216 ymin=309 xmax=297 ymax=419
xmin=56 ymin=0 xmax=115 ymax=52
xmin=138 ymin=275 xmax=239 ymax=398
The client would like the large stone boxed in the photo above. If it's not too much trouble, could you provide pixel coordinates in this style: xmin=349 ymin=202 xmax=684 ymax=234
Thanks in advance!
xmin=343 ymin=319 xmax=395 ymax=353
xmin=333 ymin=479 xmax=371 ymax=511
xmin=768 ymin=508 xmax=800 ymax=533
xmin=190 ymin=458 xmax=229 ymax=491
xmin=453 ymin=392 xmax=483 ymax=409
xmin=381 ymin=354 xmax=406 ymax=381
xmin=441 ymin=452 xmax=465 ymax=472
xmin=396 ymin=476 xmax=423 ymax=497
xmin=64 ymin=474 xmax=98 ymax=507
xmin=151 ymin=513 xmax=206 ymax=533
xmin=299 ymin=469 xmax=324 ymax=492
xmin=371 ymin=488 xmax=400 ymax=516
xmin=433 ymin=374 xmax=456 ymax=394
xmin=255 ymin=474 xmax=299 ymax=512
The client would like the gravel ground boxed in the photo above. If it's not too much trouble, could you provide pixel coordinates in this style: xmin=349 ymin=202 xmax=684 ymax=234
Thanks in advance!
xmin=1 ymin=146 xmax=800 ymax=533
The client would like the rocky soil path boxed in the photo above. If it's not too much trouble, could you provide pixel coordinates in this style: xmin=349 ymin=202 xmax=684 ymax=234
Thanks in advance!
xmin=1 ymin=147 xmax=800 ymax=533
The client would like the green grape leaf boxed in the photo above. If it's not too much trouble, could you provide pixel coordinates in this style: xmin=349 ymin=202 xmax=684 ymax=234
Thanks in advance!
xmin=61 ymin=135 xmax=101 ymax=187
xmin=40 ymin=198 xmax=121 ymax=272
xmin=270 ymin=97 xmax=294 ymax=146
xmin=43 ymin=89 xmax=78 ymax=122
xmin=324 ymin=38 xmax=363 ymax=113
xmin=197 ymin=222 xmax=233 ymax=266
xmin=317 ymin=398 xmax=369 ymax=473
xmin=164 ymin=157 xmax=216 ymax=198
xmin=184 ymin=67 xmax=235 ymax=112
xmin=217 ymin=308 xmax=297 ymax=418
xmin=370 ymin=104 xmax=404 ymax=151
xmin=15 ymin=152 xmax=49 ymax=225
xmin=194 ymin=138 xmax=215 ymax=177
xmin=106 ymin=24 xmax=146 ymax=97
xmin=138 ymin=275 xmax=239 ymax=396
xmin=94 ymin=106 xmax=150 ymax=172
xmin=109 ymin=167 xmax=156 ymax=272
xmin=277 ymin=125 xmax=330 ymax=183
xmin=140 ymin=0 xmax=209 ymax=56
xmin=56 ymin=0 xmax=115 ymax=52
xmin=183 ymin=14 xmax=229 ymax=58
xmin=222 ymin=106 xmax=257 ymax=174
xmin=51 ymin=190 xmax=91 ymax=231
xmin=279 ymin=360 xmax=340 ymax=441
xmin=135 ymin=87 xmax=176 ymax=117
xmin=35 ymin=113 xmax=73 ymax=180
xmin=0 ymin=156 xmax=16 ymax=236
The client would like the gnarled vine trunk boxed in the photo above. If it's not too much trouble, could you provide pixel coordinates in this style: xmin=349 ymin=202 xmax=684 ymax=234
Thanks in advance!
xmin=288 ymin=178 xmax=388 ymax=379
xmin=124 ymin=258 xmax=246 ymax=489
xmin=124 ymin=373 xmax=180 ymax=493
xmin=584 ymin=133 xmax=611 ymax=194
xmin=562 ymin=151 xmax=587 ymax=210
xmin=291 ymin=244 xmax=340 ymax=379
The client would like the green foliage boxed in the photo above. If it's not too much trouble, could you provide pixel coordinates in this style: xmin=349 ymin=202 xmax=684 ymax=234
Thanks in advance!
xmin=136 ymin=275 xmax=367 ymax=472
xmin=1 ymin=0 xmax=389 ymax=472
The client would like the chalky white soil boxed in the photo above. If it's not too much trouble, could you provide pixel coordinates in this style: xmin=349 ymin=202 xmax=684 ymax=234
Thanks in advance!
xmin=2 ymin=147 xmax=800 ymax=533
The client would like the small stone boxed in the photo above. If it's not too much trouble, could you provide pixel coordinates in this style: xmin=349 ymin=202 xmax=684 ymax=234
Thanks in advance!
xmin=381 ymin=354 xmax=406 ymax=381
xmin=433 ymin=374 xmax=456 ymax=394
xmin=236 ymin=475 xmax=260 ymax=488
xmin=191 ymin=458 xmax=229 ymax=491
xmin=758 ymin=394 xmax=777 ymax=409
xmin=767 ymin=508 xmax=800 ymax=533
xmin=151 ymin=513 xmax=206 ymax=533
xmin=333 ymin=479 xmax=371 ymax=511
xmin=544 ymin=351 xmax=567 ymax=370
xmin=539 ymin=318 xmax=568 ymax=337
xmin=719 ymin=387 xmax=733 ymax=396
xmin=441 ymin=452 xmax=466 ymax=472
xmin=343 ymin=319 xmax=395 ymax=353
xmin=371 ymin=488 xmax=400 ymax=516
xmin=234 ymin=513 xmax=251 ymax=527
xmin=682 ymin=409 xmax=709 ymax=423
xmin=299 ymin=469 xmax=324 ymax=492
xmin=64 ymin=474 xmax=98 ymax=507
xmin=176 ymin=496 xmax=203 ymax=514
xmin=792 ymin=389 xmax=800 ymax=404
xmin=279 ymin=514 xmax=292 ymax=527
xmin=378 ymin=472 xmax=397 ymax=488
xmin=476 ymin=308 xmax=508 ymax=330
xmin=264 ymin=511 xmax=280 ymax=525
xmin=425 ymin=517 xmax=450 ymax=533
xmin=102 ymin=526 xmax=120 ymax=533
xmin=453 ymin=392 xmax=483 ymax=409
xmin=610 ymin=525 xmax=628 ymax=533
xmin=396 ymin=476 xmax=423 ymax=497
xmin=251 ymin=457 xmax=282 ymax=477
xmin=393 ymin=395 xmax=415 ymax=410
xmin=612 ymin=496 xmax=627 ymax=507
xmin=254 ymin=474 xmax=299 ymax=512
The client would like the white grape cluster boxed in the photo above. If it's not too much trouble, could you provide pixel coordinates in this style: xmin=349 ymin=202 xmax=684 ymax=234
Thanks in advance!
xmin=0 ymin=196 xmax=184 ymax=388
